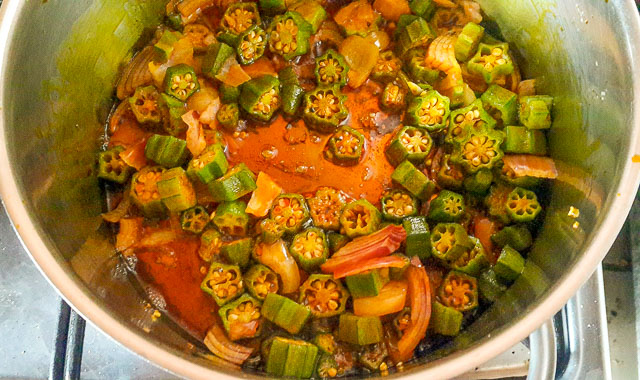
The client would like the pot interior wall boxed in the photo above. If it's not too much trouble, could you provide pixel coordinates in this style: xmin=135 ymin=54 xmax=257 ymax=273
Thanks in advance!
xmin=1 ymin=0 xmax=635 ymax=375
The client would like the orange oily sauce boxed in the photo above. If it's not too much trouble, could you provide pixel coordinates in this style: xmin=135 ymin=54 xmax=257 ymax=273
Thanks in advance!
xmin=134 ymin=233 xmax=217 ymax=338
xmin=225 ymin=81 xmax=400 ymax=204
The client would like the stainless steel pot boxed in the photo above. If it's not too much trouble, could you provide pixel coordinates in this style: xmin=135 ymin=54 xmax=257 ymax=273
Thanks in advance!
xmin=1 ymin=0 xmax=639 ymax=378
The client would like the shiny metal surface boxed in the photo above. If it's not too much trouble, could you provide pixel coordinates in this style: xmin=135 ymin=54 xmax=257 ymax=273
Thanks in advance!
xmin=0 ymin=0 xmax=639 ymax=379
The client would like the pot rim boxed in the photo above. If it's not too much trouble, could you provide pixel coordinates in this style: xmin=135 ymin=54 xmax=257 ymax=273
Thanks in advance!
xmin=1 ymin=0 xmax=640 ymax=378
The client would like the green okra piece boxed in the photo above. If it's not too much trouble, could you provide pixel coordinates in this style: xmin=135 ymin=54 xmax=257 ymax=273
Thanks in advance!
xmin=381 ymin=82 xmax=407 ymax=112
xmin=240 ymin=75 xmax=281 ymax=122
xmin=219 ymin=83 xmax=240 ymax=104
xmin=97 ymin=146 xmax=133 ymax=184
xmin=338 ymin=313 xmax=384 ymax=346
xmin=198 ymin=228 xmax=223 ymax=262
xmin=381 ymin=189 xmax=419 ymax=222
xmin=359 ymin=342 xmax=388 ymax=371
xmin=395 ymin=16 xmax=435 ymax=57
xmin=302 ymin=86 xmax=348 ymax=133
xmin=264 ymin=337 xmax=319 ymax=378
xmin=324 ymin=126 xmax=365 ymax=166
xmin=437 ymin=154 xmax=465 ymax=190
xmin=467 ymin=42 xmax=514 ymax=84
xmin=160 ymin=93 xmax=188 ymax=136
xmin=180 ymin=205 xmax=210 ymax=234
xmin=216 ymin=103 xmax=240 ymax=131
xmin=163 ymin=64 xmax=200 ymax=102
xmin=409 ymin=0 xmax=435 ymax=20
xmin=385 ymin=126 xmax=433 ymax=167
xmin=327 ymin=232 xmax=349 ymax=254
xmin=144 ymin=134 xmax=189 ymax=168
xmin=289 ymin=0 xmax=327 ymax=33
xmin=429 ymin=301 xmax=463 ymax=336
xmin=451 ymin=126 xmax=505 ymax=174
xmin=405 ymin=48 xmax=440 ymax=84
xmin=345 ymin=270 xmax=388 ymax=298
xmin=307 ymin=187 xmax=347 ymax=231
xmin=428 ymin=190 xmax=465 ymax=223
xmin=481 ymin=84 xmax=518 ymax=126
xmin=289 ymin=228 xmax=329 ymax=272
xmin=316 ymin=354 xmax=339 ymax=378
xmin=258 ymin=218 xmax=285 ymax=244
xmin=245 ymin=264 xmax=280 ymax=301
xmin=371 ymin=51 xmax=402 ymax=83
xmin=505 ymin=187 xmax=541 ymax=223
xmin=315 ymin=49 xmax=349 ymax=88
xmin=405 ymin=90 xmax=450 ymax=132
xmin=262 ymin=293 xmax=311 ymax=334
xmin=389 ymin=254 xmax=411 ymax=280
xmin=314 ymin=333 xmax=337 ymax=355
xmin=166 ymin=12 xmax=183 ymax=31
xmin=463 ymin=168 xmax=493 ymax=195
xmin=439 ymin=270 xmax=479 ymax=312
xmin=221 ymin=237 xmax=253 ymax=268
xmin=339 ymin=199 xmax=382 ymax=238
xmin=259 ymin=0 xmax=286 ymax=15
xmin=494 ymin=245 xmax=525 ymax=282
xmin=236 ymin=25 xmax=268 ymax=65
xmin=129 ymin=86 xmax=163 ymax=124
xmin=270 ymin=193 xmax=311 ymax=234
xmin=208 ymin=163 xmax=257 ymax=202
xmin=157 ymin=167 xmax=197 ymax=213
xmin=454 ymin=22 xmax=484 ymax=62
xmin=484 ymin=183 xmax=514 ymax=224
xmin=503 ymin=125 xmax=547 ymax=155
xmin=391 ymin=160 xmax=436 ymax=200
xmin=215 ymin=30 xmax=241 ymax=48
xmin=446 ymin=99 xmax=497 ymax=145
xmin=200 ymin=261 xmax=244 ymax=306
xmin=202 ymin=42 xmax=235 ymax=79
xmin=187 ymin=144 xmax=228 ymax=184
xmin=478 ymin=268 xmax=508 ymax=303
xmin=299 ymin=274 xmax=350 ymax=318
xmin=519 ymin=95 xmax=553 ymax=130
xmin=153 ymin=29 xmax=182 ymax=62
xmin=130 ymin=166 xmax=167 ymax=218
xmin=402 ymin=216 xmax=431 ymax=260
xmin=450 ymin=237 xmax=489 ymax=276
xmin=218 ymin=293 xmax=263 ymax=340
xmin=267 ymin=11 xmax=313 ymax=60
xmin=395 ymin=15 xmax=420 ymax=37
xmin=220 ymin=2 xmax=261 ymax=36
xmin=213 ymin=200 xmax=250 ymax=237
xmin=430 ymin=223 xmax=474 ymax=263
xmin=491 ymin=224 xmax=532 ymax=251
xmin=278 ymin=66 xmax=305 ymax=116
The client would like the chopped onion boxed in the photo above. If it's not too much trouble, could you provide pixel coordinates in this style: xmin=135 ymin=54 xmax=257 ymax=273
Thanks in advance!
xmin=321 ymin=225 xmax=406 ymax=274
xmin=255 ymin=239 xmax=301 ymax=294
xmin=102 ymin=193 xmax=131 ymax=223
xmin=137 ymin=230 xmax=179 ymax=248
xmin=116 ymin=46 xmax=154 ymax=100
xmin=116 ymin=218 xmax=143 ymax=252
xmin=203 ymin=324 xmax=253 ymax=366
xmin=182 ymin=110 xmax=207 ymax=157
